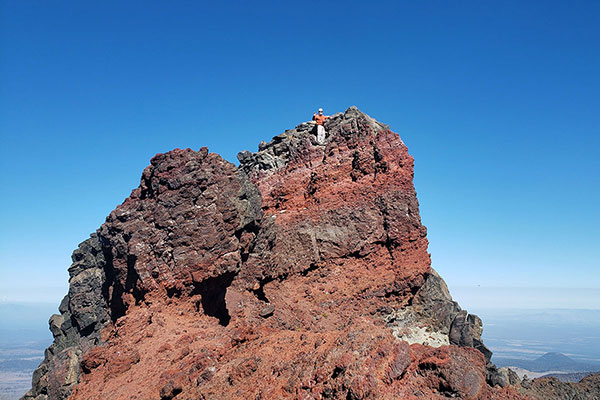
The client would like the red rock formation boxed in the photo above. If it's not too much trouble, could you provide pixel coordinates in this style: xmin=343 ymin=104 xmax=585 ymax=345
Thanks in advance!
xmin=519 ymin=374 xmax=600 ymax=399
xmin=25 ymin=107 xmax=532 ymax=399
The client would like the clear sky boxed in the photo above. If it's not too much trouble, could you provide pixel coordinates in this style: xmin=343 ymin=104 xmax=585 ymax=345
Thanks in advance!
xmin=1 ymin=1 xmax=598 ymax=310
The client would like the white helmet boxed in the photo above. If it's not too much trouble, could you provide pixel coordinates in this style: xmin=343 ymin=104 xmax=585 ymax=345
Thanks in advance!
xmin=318 ymin=108 xmax=323 ymax=112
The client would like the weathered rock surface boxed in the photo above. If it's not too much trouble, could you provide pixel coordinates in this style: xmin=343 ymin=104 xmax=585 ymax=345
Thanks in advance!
xmin=519 ymin=373 xmax=600 ymax=399
xmin=25 ymin=107 xmax=544 ymax=399
xmin=23 ymin=234 xmax=109 ymax=399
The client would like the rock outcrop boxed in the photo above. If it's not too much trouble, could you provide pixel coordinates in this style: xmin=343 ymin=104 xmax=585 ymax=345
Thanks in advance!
xmin=26 ymin=107 xmax=530 ymax=399
xmin=519 ymin=374 xmax=600 ymax=399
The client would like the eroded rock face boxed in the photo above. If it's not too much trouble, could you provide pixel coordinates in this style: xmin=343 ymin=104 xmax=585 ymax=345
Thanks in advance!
xmin=98 ymin=147 xmax=262 ymax=323
xmin=23 ymin=234 xmax=109 ymax=399
xmin=25 ymin=107 xmax=530 ymax=400
xmin=519 ymin=374 xmax=600 ymax=400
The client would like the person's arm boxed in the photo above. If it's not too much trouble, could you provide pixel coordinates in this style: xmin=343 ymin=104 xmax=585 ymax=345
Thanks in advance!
xmin=312 ymin=113 xmax=317 ymax=121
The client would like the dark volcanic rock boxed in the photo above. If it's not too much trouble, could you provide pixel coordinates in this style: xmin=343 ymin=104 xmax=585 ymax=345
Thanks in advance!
xmin=97 ymin=147 xmax=262 ymax=317
xmin=24 ymin=234 xmax=109 ymax=399
xmin=25 ymin=107 xmax=536 ymax=400
xmin=450 ymin=310 xmax=493 ymax=362
xmin=519 ymin=373 xmax=600 ymax=399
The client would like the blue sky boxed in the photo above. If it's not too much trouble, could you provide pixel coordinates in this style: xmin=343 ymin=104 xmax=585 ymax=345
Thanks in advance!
xmin=0 ymin=1 xmax=598 ymax=309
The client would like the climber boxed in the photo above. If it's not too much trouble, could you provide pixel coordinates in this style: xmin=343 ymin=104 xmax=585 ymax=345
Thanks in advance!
xmin=312 ymin=108 xmax=329 ymax=144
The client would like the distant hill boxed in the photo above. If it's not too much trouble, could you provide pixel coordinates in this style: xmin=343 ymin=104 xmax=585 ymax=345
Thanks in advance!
xmin=494 ymin=352 xmax=600 ymax=372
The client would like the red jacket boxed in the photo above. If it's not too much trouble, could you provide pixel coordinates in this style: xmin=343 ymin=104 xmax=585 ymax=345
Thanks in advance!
xmin=313 ymin=114 xmax=329 ymax=125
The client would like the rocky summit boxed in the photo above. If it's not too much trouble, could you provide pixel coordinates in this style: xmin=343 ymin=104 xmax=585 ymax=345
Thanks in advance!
xmin=26 ymin=107 xmax=580 ymax=399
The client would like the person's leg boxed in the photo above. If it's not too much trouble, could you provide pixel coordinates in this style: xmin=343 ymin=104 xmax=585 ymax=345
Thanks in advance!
xmin=317 ymin=125 xmax=325 ymax=144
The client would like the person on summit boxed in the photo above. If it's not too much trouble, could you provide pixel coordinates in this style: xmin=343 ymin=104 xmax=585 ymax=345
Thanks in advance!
xmin=312 ymin=108 xmax=329 ymax=144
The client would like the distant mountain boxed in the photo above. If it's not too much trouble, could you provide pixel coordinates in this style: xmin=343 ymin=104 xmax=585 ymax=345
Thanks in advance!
xmin=494 ymin=352 xmax=600 ymax=372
